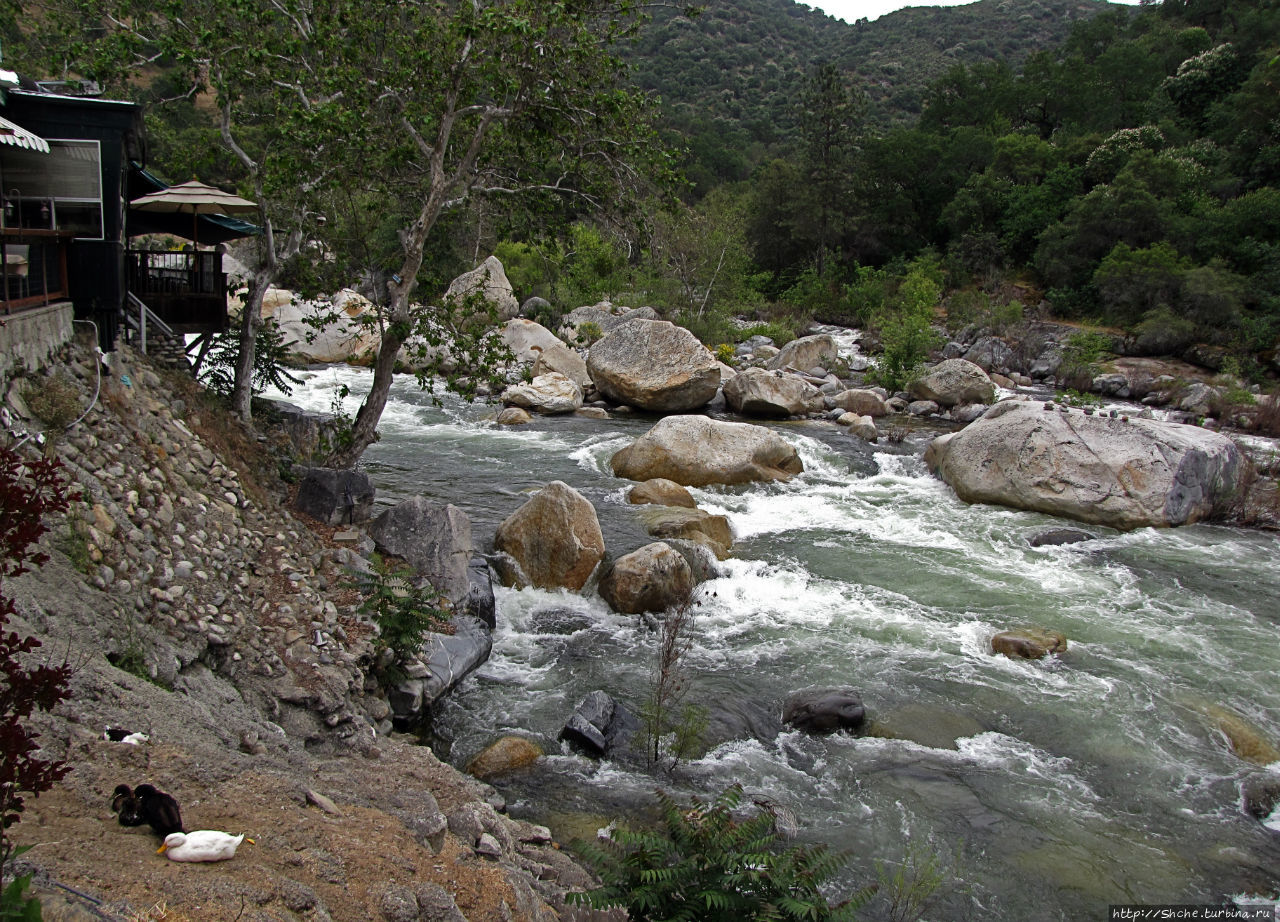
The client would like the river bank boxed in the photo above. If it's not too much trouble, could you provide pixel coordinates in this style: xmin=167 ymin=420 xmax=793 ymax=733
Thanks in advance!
xmin=2 ymin=334 xmax=615 ymax=922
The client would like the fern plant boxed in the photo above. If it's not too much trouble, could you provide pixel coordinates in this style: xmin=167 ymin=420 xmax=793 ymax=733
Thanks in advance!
xmin=351 ymin=554 xmax=451 ymax=669
xmin=572 ymin=784 xmax=870 ymax=921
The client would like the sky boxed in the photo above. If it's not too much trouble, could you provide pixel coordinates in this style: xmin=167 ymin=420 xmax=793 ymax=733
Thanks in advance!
xmin=808 ymin=0 xmax=1142 ymax=24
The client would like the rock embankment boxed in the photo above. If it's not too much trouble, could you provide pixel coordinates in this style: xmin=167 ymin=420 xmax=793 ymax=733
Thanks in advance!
xmin=3 ymin=337 xmax=614 ymax=922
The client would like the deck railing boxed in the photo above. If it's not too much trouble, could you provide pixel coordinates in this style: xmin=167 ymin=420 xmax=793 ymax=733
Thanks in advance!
xmin=1 ymin=228 xmax=72 ymax=315
xmin=125 ymin=249 xmax=228 ymax=333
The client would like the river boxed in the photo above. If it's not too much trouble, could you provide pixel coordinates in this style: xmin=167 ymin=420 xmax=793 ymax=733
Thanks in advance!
xmin=270 ymin=362 xmax=1280 ymax=921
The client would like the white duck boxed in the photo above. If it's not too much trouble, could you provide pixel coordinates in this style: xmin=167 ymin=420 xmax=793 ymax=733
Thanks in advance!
xmin=157 ymin=830 xmax=251 ymax=862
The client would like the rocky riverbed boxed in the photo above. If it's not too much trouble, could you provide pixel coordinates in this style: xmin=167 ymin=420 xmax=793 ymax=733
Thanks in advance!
xmin=2 ymin=334 xmax=619 ymax=922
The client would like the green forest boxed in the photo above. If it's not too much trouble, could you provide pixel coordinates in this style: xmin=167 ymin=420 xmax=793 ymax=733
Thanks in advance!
xmin=12 ymin=0 xmax=1280 ymax=382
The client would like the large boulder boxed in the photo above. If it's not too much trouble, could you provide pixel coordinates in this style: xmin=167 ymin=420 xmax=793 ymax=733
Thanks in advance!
xmin=598 ymin=542 xmax=695 ymax=614
xmin=924 ymin=400 xmax=1245 ymax=530
xmin=262 ymin=288 xmax=380 ymax=364
xmin=501 ymin=372 xmax=583 ymax=415
xmin=492 ymin=482 xmax=605 ymax=591
xmin=293 ymin=468 xmax=375 ymax=526
xmin=465 ymin=736 xmax=543 ymax=781
xmin=531 ymin=341 xmax=590 ymax=390
xmin=611 ymin=415 xmax=803 ymax=487
xmin=909 ymin=359 xmax=997 ymax=408
xmin=586 ymin=319 xmax=720 ymax=412
xmin=765 ymin=334 xmax=839 ymax=372
xmin=444 ymin=255 xmax=519 ymax=322
xmin=499 ymin=318 xmax=568 ymax=366
xmin=724 ymin=368 xmax=824 ymax=418
xmin=831 ymin=388 xmax=889 ymax=417
xmin=367 ymin=497 xmax=475 ymax=603
xmin=558 ymin=303 xmax=659 ymax=342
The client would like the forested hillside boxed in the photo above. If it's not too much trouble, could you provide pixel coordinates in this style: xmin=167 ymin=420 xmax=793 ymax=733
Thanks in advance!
xmin=628 ymin=0 xmax=1119 ymax=189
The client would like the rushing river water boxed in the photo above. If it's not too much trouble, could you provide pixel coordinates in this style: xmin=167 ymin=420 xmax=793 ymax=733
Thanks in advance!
xmin=271 ymin=363 xmax=1280 ymax=921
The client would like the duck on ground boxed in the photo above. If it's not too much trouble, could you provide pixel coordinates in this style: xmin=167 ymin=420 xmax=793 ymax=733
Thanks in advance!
xmin=157 ymin=830 xmax=251 ymax=862
xmin=134 ymin=784 xmax=184 ymax=836
xmin=110 ymin=785 xmax=143 ymax=828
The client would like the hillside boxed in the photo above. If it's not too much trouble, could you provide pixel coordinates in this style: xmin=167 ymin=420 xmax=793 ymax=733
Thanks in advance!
xmin=626 ymin=0 xmax=1132 ymax=181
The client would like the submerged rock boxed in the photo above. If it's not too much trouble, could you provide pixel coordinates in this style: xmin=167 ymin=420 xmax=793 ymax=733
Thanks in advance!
xmin=465 ymin=736 xmax=543 ymax=781
xmin=783 ymin=688 xmax=867 ymax=735
xmin=991 ymin=628 xmax=1067 ymax=660
xmin=1029 ymin=527 xmax=1096 ymax=548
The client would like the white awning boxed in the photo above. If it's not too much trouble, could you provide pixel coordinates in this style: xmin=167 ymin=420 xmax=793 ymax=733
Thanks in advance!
xmin=0 ymin=115 xmax=51 ymax=154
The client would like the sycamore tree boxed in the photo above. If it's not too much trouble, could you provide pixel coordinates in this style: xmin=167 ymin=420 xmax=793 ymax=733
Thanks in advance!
xmin=296 ymin=0 xmax=674 ymax=466
xmin=34 ymin=0 xmax=674 ymax=458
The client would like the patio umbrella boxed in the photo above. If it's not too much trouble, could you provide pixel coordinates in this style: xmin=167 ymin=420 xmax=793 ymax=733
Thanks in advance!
xmin=130 ymin=179 xmax=258 ymax=246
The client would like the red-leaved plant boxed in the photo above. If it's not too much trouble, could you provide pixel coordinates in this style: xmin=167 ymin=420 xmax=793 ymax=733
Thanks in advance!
xmin=0 ymin=445 xmax=76 ymax=914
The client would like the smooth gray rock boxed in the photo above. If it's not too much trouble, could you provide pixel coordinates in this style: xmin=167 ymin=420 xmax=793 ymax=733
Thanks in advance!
xmin=367 ymin=497 xmax=475 ymax=604
xmin=765 ymin=334 xmax=839 ymax=373
xmin=925 ymin=400 xmax=1244 ymax=530
xmin=586 ymin=319 xmax=720 ymax=412
xmin=463 ymin=556 xmax=496 ymax=630
xmin=294 ymin=468 xmax=375 ymax=526
xmin=388 ymin=617 xmax=492 ymax=728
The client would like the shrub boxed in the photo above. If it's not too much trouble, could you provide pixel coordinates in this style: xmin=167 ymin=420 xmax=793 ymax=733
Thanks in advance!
xmin=867 ymin=269 xmax=942 ymax=393
xmin=24 ymin=373 xmax=82 ymax=444
xmin=713 ymin=344 xmax=736 ymax=367
xmin=351 ymin=554 xmax=451 ymax=670
xmin=1058 ymin=331 xmax=1113 ymax=391
xmin=198 ymin=318 xmax=302 ymax=400
xmin=573 ymin=784 xmax=870 ymax=921
xmin=639 ymin=592 xmax=705 ymax=771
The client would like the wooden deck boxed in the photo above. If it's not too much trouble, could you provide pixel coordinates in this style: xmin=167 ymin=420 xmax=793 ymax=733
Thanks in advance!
xmin=125 ymin=249 xmax=228 ymax=334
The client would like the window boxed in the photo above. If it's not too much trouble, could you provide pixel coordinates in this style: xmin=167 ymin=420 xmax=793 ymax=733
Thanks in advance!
xmin=1 ymin=139 xmax=103 ymax=239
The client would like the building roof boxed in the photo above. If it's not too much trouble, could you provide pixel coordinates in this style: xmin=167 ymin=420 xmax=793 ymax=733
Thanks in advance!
xmin=0 ymin=114 xmax=51 ymax=153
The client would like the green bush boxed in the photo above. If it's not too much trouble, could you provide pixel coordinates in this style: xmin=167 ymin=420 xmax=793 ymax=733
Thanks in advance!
xmin=1058 ymin=330 xmax=1113 ymax=390
xmin=573 ymin=784 xmax=870 ymax=921
xmin=199 ymin=318 xmax=303 ymax=399
xmin=867 ymin=269 xmax=942 ymax=392
xmin=351 ymin=555 xmax=451 ymax=670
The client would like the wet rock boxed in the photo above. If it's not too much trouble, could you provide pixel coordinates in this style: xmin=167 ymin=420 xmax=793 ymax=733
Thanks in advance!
xmin=599 ymin=542 xmax=695 ymax=614
xmin=1029 ymin=528 xmax=1096 ymax=547
xmin=466 ymin=736 xmax=543 ymax=781
xmin=497 ymin=407 xmax=532 ymax=426
xmin=493 ymin=482 xmax=605 ymax=592
xmin=561 ymin=690 xmax=640 ymax=757
xmin=907 ymin=400 xmax=940 ymax=417
xmin=1241 ymin=773 xmax=1280 ymax=820
xmin=636 ymin=506 xmax=733 ymax=560
xmin=992 ymin=628 xmax=1067 ymax=660
xmin=837 ymin=413 xmax=878 ymax=442
xmin=388 ymin=617 xmax=492 ymax=728
xmin=865 ymin=703 xmax=987 ymax=750
xmin=294 ymin=468 xmax=375 ymax=526
xmin=462 ymin=556 xmax=496 ymax=631
xmin=611 ymin=415 xmax=803 ymax=487
xmin=783 ymin=688 xmax=867 ymax=735
xmin=628 ymin=478 xmax=696 ymax=509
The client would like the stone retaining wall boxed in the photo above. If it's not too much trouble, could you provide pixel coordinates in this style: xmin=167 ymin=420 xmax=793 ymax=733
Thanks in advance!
xmin=0 ymin=300 xmax=74 ymax=382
